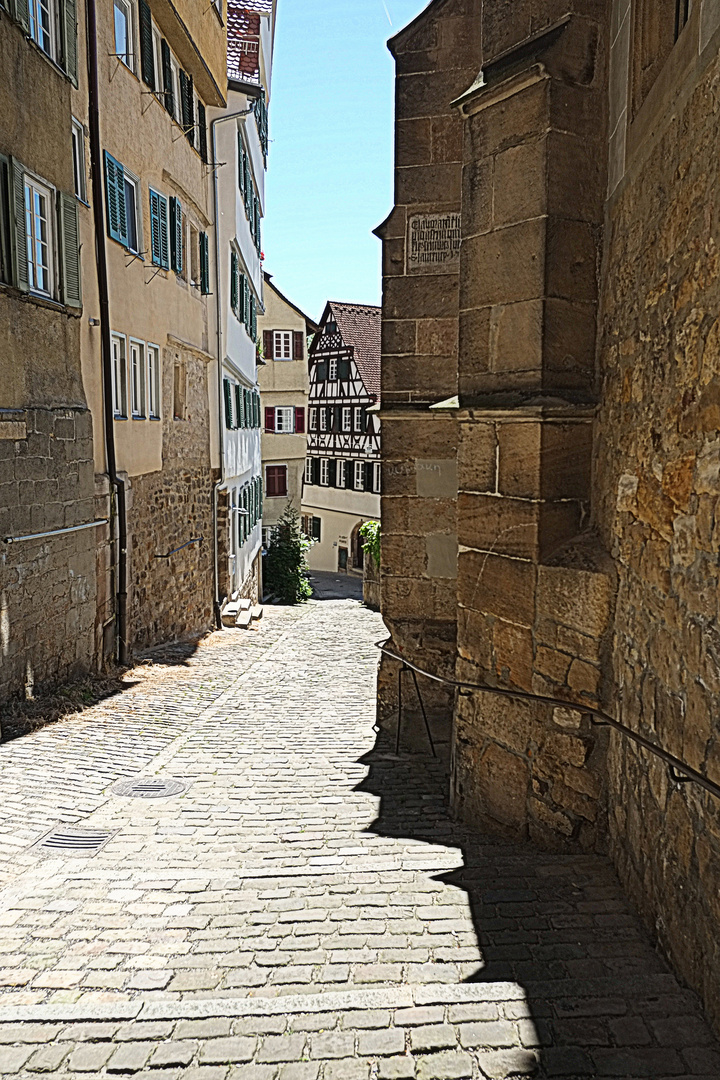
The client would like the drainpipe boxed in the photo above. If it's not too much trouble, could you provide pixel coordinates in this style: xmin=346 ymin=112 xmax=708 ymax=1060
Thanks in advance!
xmin=210 ymin=102 xmax=255 ymax=628
xmin=85 ymin=0 xmax=128 ymax=663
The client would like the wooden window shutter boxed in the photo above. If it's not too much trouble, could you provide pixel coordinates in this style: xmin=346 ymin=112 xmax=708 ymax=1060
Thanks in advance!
xmin=265 ymin=467 xmax=275 ymax=497
xmin=170 ymin=197 xmax=183 ymax=274
xmin=335 ymin=406 xmax=343 ymax=432
xmin=104 ymin=152 xmax=127 ymax=246
xmin=250 ymin=294 xmax=257 ymax=340
xmin=293 ymin=331 xmax=304 ymax=361
xmin=139 ymin=0 xmax=154 ymax=89
xmin=230 ymin=251 xmax=238 ymax=315
xmin=265 ymin=407 xmax=275 ymax=432
xmin=234 ymin=383 xmax=242 ymax=428
xmin=161 ymin=40 xmax=173 ymax=116
xmin=13 ymin=0 xmax=30 ymax=34
xmin=255 ymin=391 xmax=261 ymax=428
xmin=364 ymin=462 xmax=373 ymax=491
xmin=180 ymin=70 xmax=194 ymax=144
xmin=223 ymin=378 xmax=233 ymax=429
xmin=60 ymin=0 xmax=78 ymax=85
xmin=263 ymin=330 xmax=274 ymax=359
xmin=199 ymin=231 xmax=210 ymax=293
xmin=338 ymin=356 xmax=350 ymax=380
xmin=294 ymin=407 xmax=305 ymax=434
xmin=316 ymin=360 xmax=327 ymax=381
xmin=311 ymin=458 xmax=320 ymax=486
xmin=238 ymin=136 xmax=245 ymax=198
xmin=243 ymin=277 xmax=250 ymax=327
xmin=197 ymin=102 xmax=208 ymax=163
xmin=328 ymin=460 xmax=337 ymax=487
xmin=9 ymin=157 xmax=28 ymax=292
xmin=59 ymin=192 xmax=81 ymax=307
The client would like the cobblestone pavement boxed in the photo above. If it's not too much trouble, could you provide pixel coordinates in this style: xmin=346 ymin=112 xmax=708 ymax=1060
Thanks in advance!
xmin=0 ymin=599 xmax=718 ymax=1078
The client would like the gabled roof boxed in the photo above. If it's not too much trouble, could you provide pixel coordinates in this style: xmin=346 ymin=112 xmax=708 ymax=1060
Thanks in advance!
xmin=227 ymin=1 xmax=273 ymax=84
xmin=328 ymin=302 xmax=381 ymax=398
xmin=264 ymin=274 xmax=320 ymax=334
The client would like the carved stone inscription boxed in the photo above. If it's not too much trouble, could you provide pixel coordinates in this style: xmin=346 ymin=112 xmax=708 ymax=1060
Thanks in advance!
xmin=407 ymin=212 xmax=461 ymax=274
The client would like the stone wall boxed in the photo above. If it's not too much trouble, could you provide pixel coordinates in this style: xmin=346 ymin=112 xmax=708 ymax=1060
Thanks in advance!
xmin=595 ymin=6 xmax=720 ymax=1033
xmin=127 ymin=348 xmax=215 ymax=652
xmin=0 ymin=408 xmax=98 ymax=706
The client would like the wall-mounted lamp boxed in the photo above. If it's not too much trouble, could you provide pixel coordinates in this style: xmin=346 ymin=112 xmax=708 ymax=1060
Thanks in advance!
xmin=89 ymin=318 xmax=100 ymax=326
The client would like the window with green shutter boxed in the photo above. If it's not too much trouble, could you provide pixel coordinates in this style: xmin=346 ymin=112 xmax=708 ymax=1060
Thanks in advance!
xmin=223 ymin=378 xmax=233 ymax=429
xmin=61 ymin=0 xmax=78 ymax=85
xmin=139 ymin=0 xmax=154 ymax=89
xmin=238 ymin=136 xmax=245 ymax=198
xmin=161 ymin=39 xmax=173 ymax=116
xmin=199 ymin=231 xmax=210 ymax=294
xmin=149 ymin=188 xmax=169 ymax=269
xmin=230 ymin=250 xmax=238 ymax=316
xmin=197 ymin=102 xmax=208 ymax=164
xmin=104 ymin=152 xmax=127 ymax=246
xmin=59 ymin=192 xmax=81 ymax=307
xmin=179 ymin=70 xmax=194 ymax=145
xmin=234 ymin=383 xmax=243 ymax=428
xmin=170 ymin=196 xmax=182 ymax=275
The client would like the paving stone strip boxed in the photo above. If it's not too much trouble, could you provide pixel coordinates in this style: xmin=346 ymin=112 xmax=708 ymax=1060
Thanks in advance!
xmin=0 ymin=599 xmax=718 ymax=1078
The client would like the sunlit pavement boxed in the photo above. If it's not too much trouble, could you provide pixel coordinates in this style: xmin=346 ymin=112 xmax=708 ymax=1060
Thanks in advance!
xmin=0 ymin=598 xmax=717 ymax=1078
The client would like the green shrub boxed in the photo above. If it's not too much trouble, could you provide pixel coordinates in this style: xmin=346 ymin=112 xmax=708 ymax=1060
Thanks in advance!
xmin=359 ymin=520 xmax=380 ymax=568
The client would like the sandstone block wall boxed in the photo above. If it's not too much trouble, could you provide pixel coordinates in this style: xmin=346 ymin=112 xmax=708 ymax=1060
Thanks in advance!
xmin=0 ymin=408 xmax=98 ymax=706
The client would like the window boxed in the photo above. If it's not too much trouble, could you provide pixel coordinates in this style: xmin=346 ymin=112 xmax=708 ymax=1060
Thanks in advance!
xmin=71 ymin=120 xmax=86 ymax=202
xmin=111 ymin=334 xmax=127 ymax=417
xmin=173 ymin=358 xmax=186 ymax=420
xmin=342 ymin=406 xmax=351 ymax=432
xmin=189 ymin=222 xmax=199 ymax=286
xmin=275 ymin=407 xmax=294 ymax=433
xmin=311 ymin=516 xmax=321 ymax=542
xmin=24 ymin=178 xmax=53 ymax=297
xmin=170 ymin=197 xmax=183 ymax=274
xmin=354 ymin=461 xmax=364 ymax=491
xmin=151 ymin=24 xmax=163 ymax=92
xmin=147 ymin=344 xmax=160 ymax=418
xmin=325 ymin=320 xmax=337 ymax=335
xmin=124 ymin=172 xmax=140 ymax=254
xmin=354 ymin=406 xmax=362 ymax=432
xmin=29 ymin=0 xmax=56 ymax=58
xmin=149 ymin=188 xmax=169 ymax=269
xmin=320 ymin=409 xmax=327 ymax=432
xmin=114 ymin=0 xmax=134 ymax=70
xmin=305 ymin=458 xmax=312 ymax=485
xmin=373 ymin=461 xmax=381 ymax=494
xmin=130 ymin=340 xmax=146 ymax=417
xmin=309 ymin=408 xmax=317 ymax=431
xmin=320 ymin=459 xmax=330 ymax=486
xmin=266 ymin=465 xmax=287 ymax=498
xmin=329 ymin=357 xmax=338 ymax=380
xmin=274 ymin=331 xmax=292 ymax=359
xmin=675 ymin=0 xmax=690 ymax=40
xmin=337 ymin=460 xmax=346 ymax=489
xmin=199 ymin=231 xmax=210 ymax=294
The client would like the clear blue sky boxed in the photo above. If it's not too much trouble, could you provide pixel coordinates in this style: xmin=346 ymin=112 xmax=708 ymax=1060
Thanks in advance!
xmin=263 ymin=0 xmax=430 ymax=323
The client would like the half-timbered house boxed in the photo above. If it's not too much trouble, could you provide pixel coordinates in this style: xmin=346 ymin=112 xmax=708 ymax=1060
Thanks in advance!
xmin=302 ymin=302 xmax=381 ymax=573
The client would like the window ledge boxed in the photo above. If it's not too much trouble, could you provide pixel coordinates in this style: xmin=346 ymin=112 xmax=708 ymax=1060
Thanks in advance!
xmin=0 ymin=283 xmax=79 ymax=317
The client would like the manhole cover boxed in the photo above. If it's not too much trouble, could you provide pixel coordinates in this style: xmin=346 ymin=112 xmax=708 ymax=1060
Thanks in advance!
xmin=35 ymin=829 xmax=115 ymax=855
xmin=111 ymin=778 xmax=187 ymax=799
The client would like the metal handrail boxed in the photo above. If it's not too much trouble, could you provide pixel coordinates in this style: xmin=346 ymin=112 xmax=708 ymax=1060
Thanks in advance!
xmin=154 ymin=537 xmax=203 ymax=560
xmin=376 ymin=640 xmax=720 ymax=801
xmin=1 ymin=520 xmax=108 ymax=545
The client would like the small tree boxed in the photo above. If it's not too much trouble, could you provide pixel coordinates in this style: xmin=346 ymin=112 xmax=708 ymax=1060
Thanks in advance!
xmin=264 ymin=504 xmax=313 ymax=604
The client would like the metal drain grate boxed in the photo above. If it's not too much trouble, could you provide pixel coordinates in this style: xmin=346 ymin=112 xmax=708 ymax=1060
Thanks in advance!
xmin=111 ymin=777 xmax=187 ymax=799
xmin=35 ymin=829 xmax=115 ymax=855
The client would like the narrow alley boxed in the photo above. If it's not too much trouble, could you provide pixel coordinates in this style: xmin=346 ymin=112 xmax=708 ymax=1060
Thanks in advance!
xmin=0 ymin=599 xmax=717 ymax=1079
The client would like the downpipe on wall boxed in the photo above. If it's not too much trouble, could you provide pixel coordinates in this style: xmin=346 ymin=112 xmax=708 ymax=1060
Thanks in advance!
xmin=210 ymin=100 xmax=257 ymax=629
xmin=85 ymin=0 xmax=128 ymax=663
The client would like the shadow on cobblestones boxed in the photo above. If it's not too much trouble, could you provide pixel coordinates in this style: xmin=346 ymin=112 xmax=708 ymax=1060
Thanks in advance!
xmin=357 ymin=726 xmax=720 ymax=1078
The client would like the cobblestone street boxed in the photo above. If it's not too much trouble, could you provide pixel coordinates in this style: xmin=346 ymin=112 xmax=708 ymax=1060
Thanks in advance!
xmin=0 ymin=598 xmax=718 ymax=1078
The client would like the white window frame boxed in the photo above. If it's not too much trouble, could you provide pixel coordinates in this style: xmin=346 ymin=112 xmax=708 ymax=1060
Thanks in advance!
xmin=354 ymin=461 xmax=364 ymax=491
xmin=152 ymin=23 xmax=163 ymax=94
xmin=354 ymin=406 xmax=362 ymax=432
xmin=309 ymin=407 xmax=317 ymax=431
xmin=71 ymin=119 xmax=86 ymax=202
xmin=305 ymin=458 xmax=312 ymax=484
xmin=373 ymin=461 xmax=381 ymax=494
xmin=328 ymin=357 xmax=338 ymax=380
xmin=319 ymin=409 xmax=327 ymax=432
xmin=342 ymin=406 xmax=351 ymax=432
xmin=29 ymin=0 xmax=57 ymax=59
xmin=275 ymin=406 xmax=294 ymax=433
xmin=273 ymin=330 xmax=292 ymax=360
xmin=170 ymin=57 xmax=182 ymax=123
xmin=147 ymin=343 xmax=161 ymax=419
xmin=113 ymin=0 xmax=135 ymax=71
xmin=320 ymin=459 xmax=330 ymax=487
xmin=111 ymin=333 xmax=128 ymax=418
xmin=337 ymin=460 xmax=346 ymax=488
xmin=123 ymin=170 xmax=141 ymax=255
xmin=24 ymin=175 xmax=54 ymax=298
xmin=129 ymin=339 xmax=146 ymax=418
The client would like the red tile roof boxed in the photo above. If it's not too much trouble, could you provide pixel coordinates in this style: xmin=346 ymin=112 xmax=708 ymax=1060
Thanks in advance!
xmin=227 ymin=1 xmax=272 ymax=84
xmin=330 ymin=302 xmax=382 ymax=399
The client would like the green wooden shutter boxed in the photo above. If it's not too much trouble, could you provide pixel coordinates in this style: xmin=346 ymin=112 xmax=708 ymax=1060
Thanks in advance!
xmin=197 ymin=102 xmax=207 ymax=164
xmin=149 ymin=189 xmax=162 ymax=265
xmin=158 ymin=194 xmax=169 ymax=269
xmin=250 ymin=294 xmax=256 ymax=340
xmin=223 ymin=378 xmax=233 ymax=429
xmin=255 ymin=391 xmax=260 ymax=428
xmin=234 ymin=383 xmax=242 ymax=429
xmin=179 ymin=70 xmax=194 ymax=144
xmin=9 ymin=157 xmax=28 ymax=293
xmin=0 ymin=156 xmax=11 ymax=285
xmin=61 ymin=0 xmax=78 ymax=85
xmin=59 ymin=192 xmax=81 ymax=307
xmin=238 ymin=137 xmax=245 ymax=198
xmin=199 ymin=231 xmax=210 ymax=294
xmin=12 ymin=0 xmax=30 ymax=33
xmin=161 ymin=39 xmax=173 ymax=116
xmin=230 ymin=251 xmax=238 ymax=315
xmin=243 ymin=278 xmax=250 ymax=329
xmin=170 ymin=197 xmax=182 ymax=274
xmin=104 ymin=152 xmax=127 ymax=246
xmin=139 ymin=0 xmax=154 ymax=88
